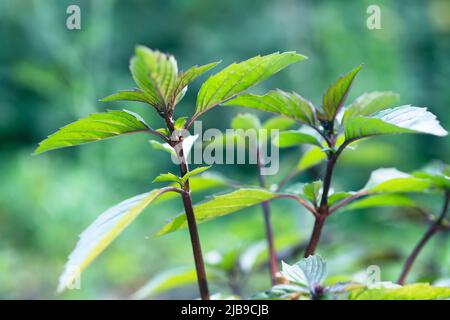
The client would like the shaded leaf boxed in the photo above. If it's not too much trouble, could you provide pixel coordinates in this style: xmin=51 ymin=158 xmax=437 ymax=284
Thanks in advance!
xmin=196 ymin=52 xmax=305 ymax=116
xmin=224 ymin=89 xmax=316 ymax=126
xmin=132 ymin=267 xmax=199 ymax=299
xmin=57 ymin=188 xmax=174 ymax=292
xmin=157 ymin=188 xmax=275 ymax=235
xmin=34 ymin=110 xmax=149 ymax=154
xmin=319 ymin=65 xmax=362 ymax=121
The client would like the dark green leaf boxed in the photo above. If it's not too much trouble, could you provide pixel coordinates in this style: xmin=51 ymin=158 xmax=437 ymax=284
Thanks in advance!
xmin=319 ymin=65 xmax=362 ymax=121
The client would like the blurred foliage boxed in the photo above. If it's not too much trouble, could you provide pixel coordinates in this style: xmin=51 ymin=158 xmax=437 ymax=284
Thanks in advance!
xmin=0 ymin=0 xmax=449 ymax=299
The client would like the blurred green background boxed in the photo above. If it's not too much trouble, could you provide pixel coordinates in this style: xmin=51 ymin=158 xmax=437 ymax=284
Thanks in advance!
xmin=0 ymin=0 xmax=449 ymax=299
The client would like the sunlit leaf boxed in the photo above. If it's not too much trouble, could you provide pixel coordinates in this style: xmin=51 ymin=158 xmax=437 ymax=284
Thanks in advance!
xmin=181 ymin=166 xmax=211 ymax=184
xmin=413 ymin=162 xmax=450 ymax=190
xmin=344 ymin=194 xmax=417 ymax=211
xmin=149 ymin=140 xmax=176 ymax=156
xmin=344 ymin=106 xmax=448 ymax=141
xmin=350 ymin=283 xmax=450 ymax=300
xmin=342 ymin=91 xmax=399 ymax=123
xmin=153 ymin=172 xmax=181 ymax=184
xmin=157 ymin=188 xmax=275 ymax=235
xmin=57 ymin=188 xmax=174 ymax=293
xmin=100 ymin=89 xmax=153 ymax=104
xmin=275 ymin=130 xmax=322 ymax=148
xmin=34 ymin=110 xmax=149 ymax=154
xmin=173 ymin=61 xmax=221 ymax=100
xmin=196 ymin=52 xmax=305 ymax=116
xmin=231 ymin=113 xmax=261 ymax=131
xmin=363 ymin=168 xmax=431 ymax=194
xmin=224 ymin=89 xmax=316 ymax=126
xmin=130 ymin=45 xmax=178 ymax=109
xmin=262 ymin=116 xmax=296 ymax=131
xmin=296 ymin=146 xmax=327 ymax=171
xmin=303 ymin=181 xmax=323 ymax=204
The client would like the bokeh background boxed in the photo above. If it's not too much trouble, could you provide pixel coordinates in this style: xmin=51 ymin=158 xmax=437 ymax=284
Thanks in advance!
xmin=0 ymin=0 xmax=449 ymax=299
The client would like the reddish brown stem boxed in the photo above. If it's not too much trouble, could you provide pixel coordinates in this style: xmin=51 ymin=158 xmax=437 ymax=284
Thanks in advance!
xmin=397 ymin=190 xmax=449 ymax=285
xmin=304 ymin=215 xmax=326 ymax=257
xmin=256 ymin=148 xmax=279 ymax=286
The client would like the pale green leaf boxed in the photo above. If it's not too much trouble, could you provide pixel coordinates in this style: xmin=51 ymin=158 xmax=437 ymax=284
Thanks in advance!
xmin=342 ymin=91 xmax=399 ymax=123
xmin=57 ymin=188 xmax=173 ymax=293
xmin=328 ymin=191 xmax=354 ymax=206
xmin=132 ymin=267 xmax=199 ymax=299
xmin=303 ymin=180 xmax=323 ymax=204
xmin=130 ymin=46 xmax=178 ymax=109
xmin=153 ymin=172 xmax=181 ymax=184
xmin=296 ymin=146 xmax=327 ymax=171
xmin=262 ymin=116 xmax=296 ymax=131
xmin=149 ymin=140 xmax=176 ymax=156
xmin=350 ymin=283 xmax=450 ymax=300
xmin=275 ymin=130 xmax=322 ymax=148
xmin=231 ymin=113 xmax=261 ymax=130
xmin=224 ymin=89 xmax=316 ymax=126
xmin=173 ymin=61 xmax=221 ymax=99
xmin=413 ymin=162 xmax=450 ymax=190
xmin=345 ymin=194 xmax=417 ymax=211
xmin=181 ymin=166 xmax=211 ymax=184
xmin=157 ymin=188 xmax=275 ymax=235
xmin=196 ymin=52 xmax=306 ymax=116
xmin=364 ymin=168 xmax=431 ymax=194
xmin=34 ymin=110 xmax=149 ymax=154
xmin=174 ymin=116 xmax=188 ymax=130
xmin=344 ymin=106 xmax=448 ymax=141
xmin=100 ymin=89 xmax=152 ymax=104
xmin=281 ymin=255 xmax=327 ymax=291
xmin=319 ymin=65 xmax=362 ymax=121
